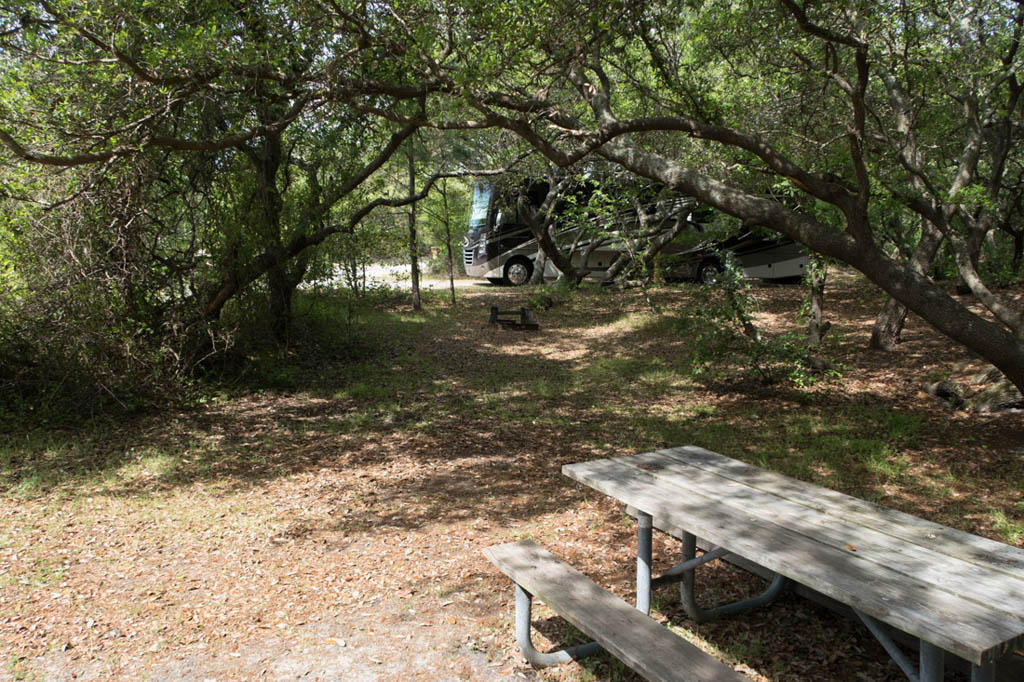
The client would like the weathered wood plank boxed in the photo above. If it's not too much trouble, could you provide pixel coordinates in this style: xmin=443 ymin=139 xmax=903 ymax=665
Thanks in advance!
xmin=483 ymin=540 xmax=749 ymax=682
xmin=657 ymin=446 xmax=1024 ymax=579
xmin=615 ymin=450 xmax=1024 ymax=613
xmin=563 ymin=457 xmax=1024 ymax=664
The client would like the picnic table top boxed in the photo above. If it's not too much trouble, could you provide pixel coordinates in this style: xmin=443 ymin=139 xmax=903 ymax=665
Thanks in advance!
xmin=562 ymin=446 xmax=1024 ymax=666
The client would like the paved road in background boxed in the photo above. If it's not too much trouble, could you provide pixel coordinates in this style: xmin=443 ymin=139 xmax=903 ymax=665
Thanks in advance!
xmin=360 ymin=263 xmax=488 ymax=290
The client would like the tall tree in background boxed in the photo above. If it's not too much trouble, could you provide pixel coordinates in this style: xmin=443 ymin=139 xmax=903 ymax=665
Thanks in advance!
xmin=0 ymin=1 xmax=433 ymax=341
xmin=406 ymin=140 xmax=422 ymax=311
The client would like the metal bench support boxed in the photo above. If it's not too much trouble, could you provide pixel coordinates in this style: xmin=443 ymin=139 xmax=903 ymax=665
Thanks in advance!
xmin=514 ymin=584 xmax=603 ymax=668
xmin=512 ymin=515 xmax=657 ymax=669
xmin=652 ymin=546 xmax=731 ymax=588
xmin=487 ymin=540 xmax=752 ymax=681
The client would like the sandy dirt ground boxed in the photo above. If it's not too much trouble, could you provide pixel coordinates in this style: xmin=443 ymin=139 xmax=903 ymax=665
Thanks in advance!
xmin=3 ymin=277 xmax=1023 ymax=682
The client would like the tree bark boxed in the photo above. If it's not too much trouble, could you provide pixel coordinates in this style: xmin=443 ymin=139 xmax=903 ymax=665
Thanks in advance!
xmin=266 ymin=261 xmax=292 ymax=343
xmin=806 ymin=255 xmax=829 ymax=348
xmin=529 ymin=244 xmax=548 ymax=284
xmin=407 ymin=146 xmax=422 ymax=312
xmin=440 ymin=180 xmax=456 ymax=306
xmin=245 ymin=126 xmax=292 ymax=343
xmin=870 ymin=222 xmax=943 ymax=350
xmin=870 ymin=297 xmax=909 ymax=352
xmin=517 ymin=180 xmax=583 ymax=286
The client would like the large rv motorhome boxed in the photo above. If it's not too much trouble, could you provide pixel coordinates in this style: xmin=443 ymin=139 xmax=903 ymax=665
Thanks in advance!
xmin=462 ymin=179 xmax=807 ymax=285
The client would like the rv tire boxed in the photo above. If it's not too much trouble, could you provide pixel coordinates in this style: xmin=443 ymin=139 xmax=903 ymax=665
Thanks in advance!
xmin=503 ymin=257 xmax=533 ymax=286
xmin=697 ymin=260 xmax=723 ymax=285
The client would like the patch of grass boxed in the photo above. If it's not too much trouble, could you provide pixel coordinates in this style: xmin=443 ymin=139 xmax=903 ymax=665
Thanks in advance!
xmin=342 ymin=382 xmax=396 ymax=402
xmin=464 ymin=361 xmax=528 ymax=392
xmin=16 ymin=558 xmax=66 ymax=587
xmin=463 ymin=354 xmax=576 ymax=403
xmin=116 ymin=447 xmax=178 ymax=482
xmin=646 ymin=402 xmax=926 ymax=493
xmin=865 ymin=448 xmax=910 ymax=484
xmin=877 ymin=409 xmax=923 ymax=443
xmin=584 ymin=356 xmax=646 ymax=383
xmin=7 ymin=655 xmax=38 ymax=682
xmin=210 ymin=289 xmax=452 ymax=397
xmin=534 ymin=376 xmax=568 ymax=400
xmin=722 ymin=635 xmax=767 ymax=663
xmin=603 ymin=311 xmax=658 ymax=334
xmin=991 ymin=509 xmax=1024 ymax=544
xmin=0 ymin=431 xmax=112 ymax=496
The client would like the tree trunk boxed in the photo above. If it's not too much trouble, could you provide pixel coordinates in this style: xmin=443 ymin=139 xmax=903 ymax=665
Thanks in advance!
xmin=955 ymin=227 xmax=986 ymax=295
xmin=806 ymin=256 xmax=829 ymax=348
xmin=1014 ymin=230 xmax=1023 ymax=274
xmin=869 ymin=297 xmax=909 ymax=352
xmin=870 ymin=222 xmax=942 ymax=350
xmin=538 ymin=222 xmax=584 ymax=286
xmin=605 ymin=207 xmax=692 ymax=282
xmin=854 ymin=238 xmax=1024 ymax=391
xmin=247 ymin=127 xmax=290 ymax=343
xmin=517 ymin=183 xmax=583 ymax=286
xmin=266 ymin=261 xmax=293 ymax=343
xmin=520 ymin=208 xmax=582 ymax=285
xmin=265 ymin=255 xmax=309 ymax=345
xmin=529 ymin=245 xmax=547 ymax=284
xmin=440 ymin=179 xmax=456 ymax=306
xmin=443 ymin=220 xmax=456 ymax=305
xmin=407 ymin=147 xmax=422 ymax=311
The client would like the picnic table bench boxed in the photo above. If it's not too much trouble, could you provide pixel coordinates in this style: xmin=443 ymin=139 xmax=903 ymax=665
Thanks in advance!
xmin=484 ymin=446 xmax=1024 ymax=682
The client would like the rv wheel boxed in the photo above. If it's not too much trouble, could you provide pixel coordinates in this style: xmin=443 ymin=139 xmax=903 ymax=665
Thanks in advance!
xmin=697 ymin=260 xmax=723 ymax=284
xmin=503 ymin=257 xmax=533 ymax=286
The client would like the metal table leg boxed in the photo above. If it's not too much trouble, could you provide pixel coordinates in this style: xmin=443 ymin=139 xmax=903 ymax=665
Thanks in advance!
xmin=856 ymin=610 xmax=979 ymax=682
xmin=855 ymin=610 xmax=920 ymax=681
xmin=678 ymin=532 xmax=787 ymax=623
xmin=920 ymin=640 xmax=944 ymax=682
xmin=971 ymin=661 xmax=995 ymax=682
xmin=636 ymin=510 xmax=653 ymax=616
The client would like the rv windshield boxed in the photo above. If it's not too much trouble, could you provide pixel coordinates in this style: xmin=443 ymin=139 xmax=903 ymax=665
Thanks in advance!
xmin=467 ymin=182 xmax=493 ymax=240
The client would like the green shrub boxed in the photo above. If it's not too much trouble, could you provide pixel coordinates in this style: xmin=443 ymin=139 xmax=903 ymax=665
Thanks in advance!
xmin=672 ymin=270 xmax=839 ymax=385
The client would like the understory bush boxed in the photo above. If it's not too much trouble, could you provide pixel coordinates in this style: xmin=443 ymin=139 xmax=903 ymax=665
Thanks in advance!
xmin=672 ymin=273 xmax=840 ymax=386
xmin=0 ymin=271 xmax=227 ymax=423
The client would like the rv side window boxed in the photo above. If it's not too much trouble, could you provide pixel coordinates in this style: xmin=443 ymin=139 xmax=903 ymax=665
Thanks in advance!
xmin=469 ymin=183 xmax=493 ymax=235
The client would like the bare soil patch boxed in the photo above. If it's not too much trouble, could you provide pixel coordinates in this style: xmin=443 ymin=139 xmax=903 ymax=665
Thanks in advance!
xmin=2 ymin=273 xmax=1022 ymax=681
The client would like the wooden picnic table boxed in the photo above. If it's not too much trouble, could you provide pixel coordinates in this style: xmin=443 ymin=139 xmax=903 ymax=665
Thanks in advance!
xmin=562 ymin=446 xmax=1024 ymax=682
